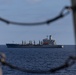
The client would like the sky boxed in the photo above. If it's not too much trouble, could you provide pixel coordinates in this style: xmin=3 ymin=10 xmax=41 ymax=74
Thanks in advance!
xmin=0 ymin=0 xmax=75 ymax=45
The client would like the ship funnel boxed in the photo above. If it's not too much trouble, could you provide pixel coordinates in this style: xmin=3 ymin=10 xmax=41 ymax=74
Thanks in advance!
xmin=49 ymin=35 xmax=52 ymax=40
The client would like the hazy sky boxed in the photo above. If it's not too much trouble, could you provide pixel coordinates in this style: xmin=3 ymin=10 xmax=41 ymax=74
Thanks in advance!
xmin=0 ymin=0 xmax=75 ymax=45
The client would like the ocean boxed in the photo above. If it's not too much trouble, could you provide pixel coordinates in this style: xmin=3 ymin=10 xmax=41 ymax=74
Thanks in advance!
xmin=0 ymin=45 xmax=76 ymax=75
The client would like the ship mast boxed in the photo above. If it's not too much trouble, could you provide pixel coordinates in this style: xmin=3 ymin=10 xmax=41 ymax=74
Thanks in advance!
xmin=49 ymin=35 xmax=52 ymax=40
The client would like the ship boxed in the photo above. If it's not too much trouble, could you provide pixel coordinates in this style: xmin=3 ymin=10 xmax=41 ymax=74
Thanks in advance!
xmin=6 ymin=35 xmax=64 ymax=48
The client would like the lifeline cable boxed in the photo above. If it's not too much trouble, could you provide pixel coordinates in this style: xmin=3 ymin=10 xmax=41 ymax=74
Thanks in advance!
xmin=0 ymin=56 xmax=76 ymax=74
xmin=0 ymin=6 xmax=70 ymax=26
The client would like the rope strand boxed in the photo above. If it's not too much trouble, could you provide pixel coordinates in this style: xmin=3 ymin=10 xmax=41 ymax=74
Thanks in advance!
xmin=0 ymin=6 xmax=71 ymax=26
xmin=0 ymin=56 xmax=76 ymax=74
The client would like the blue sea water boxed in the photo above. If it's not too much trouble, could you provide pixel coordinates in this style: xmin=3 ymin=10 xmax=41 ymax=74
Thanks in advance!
xmin=0 ymin=45 xmax=76 ymax=75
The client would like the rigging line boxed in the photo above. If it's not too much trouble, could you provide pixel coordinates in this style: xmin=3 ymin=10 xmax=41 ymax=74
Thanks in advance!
xmin=0 ymin=59 xmax=54 ymax=74
xmin=0 ymin=14 xmax=64 ymax=26
xmin=0 ymin=17 xmax=46 ymax=25
xmin=0 ymin=56 xmax=76 ymax=74
xmin=0 ymin=7 xmax=70 ymax=26
xmin=50 ymin=56 xmax=76 ymax=73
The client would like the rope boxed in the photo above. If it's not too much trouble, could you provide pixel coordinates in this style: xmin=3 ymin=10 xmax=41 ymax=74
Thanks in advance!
xmin=0 ymin=6 xmax=70 ymax=26
xmin=0 ymin=56 xmax=76 ymax=74
xmin=50 ymin=56 xmax=76 ymax=73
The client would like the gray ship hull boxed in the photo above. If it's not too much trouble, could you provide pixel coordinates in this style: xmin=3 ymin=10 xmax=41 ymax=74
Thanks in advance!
xmin=6 ymin=44 xmax=64 ymax=48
